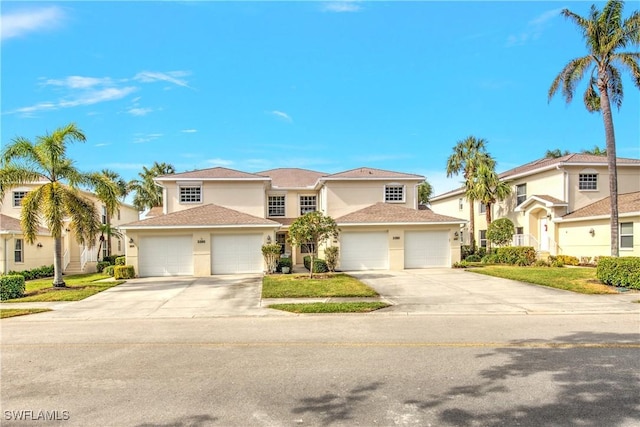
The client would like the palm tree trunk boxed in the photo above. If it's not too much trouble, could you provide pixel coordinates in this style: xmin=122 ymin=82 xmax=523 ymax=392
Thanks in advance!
xmin=599 ymin=78 xmax=619 ymax=257
xmin=469 ymin=198 xmax=476 ymax=252
xmin=486 ymin=202 xmax=492 ymax=253
xmin=53 ymin=236 xmax=66 ymax=287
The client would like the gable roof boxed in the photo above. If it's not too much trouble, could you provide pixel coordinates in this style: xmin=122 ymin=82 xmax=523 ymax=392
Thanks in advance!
xmin=559 ymin=192 xmax=640 ymax=222
xmin=156 ymin=167 xmax=269 ymax=181
xmin=514 ymin=194 xmax=568 ymax=212
xmin=258 ymin=168 xmax=326 ymax=188
xmin=0 ymin=214 xmax=49 ymax=235
xmin=120 ymin=204 xmax=280 ymax=229
xmin=324 ymin=167 xmax=423 ymax=180
xmin=336 ymin=202 xmax=466 ymax=225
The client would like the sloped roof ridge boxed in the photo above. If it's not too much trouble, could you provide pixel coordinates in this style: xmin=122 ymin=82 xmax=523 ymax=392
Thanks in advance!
xmin=561 ymin=191 xmax=640 ymax=220
xmin=327 ymin=166 xmax=423 ymax=178
xmin=157 ymin=166 xmax=267 ymax=179
xmin=336 ymin=202 xmax=465 ymax=224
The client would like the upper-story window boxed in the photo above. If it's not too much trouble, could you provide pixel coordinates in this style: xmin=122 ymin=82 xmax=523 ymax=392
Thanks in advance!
xmin=102 ymin=206 xmax=107 ymax=224
xmin=179 ymin=186 xmax=202 ymax=203
xmin=579 ymin=173 xmax=598 ymax=191
xmin=620 ymin=222 xmax=633 ymax=250
xmin=299 ymin=195 xmax=317 ymax=215
xmin=385 ymin=185 xmax=405 ymax=203
xmin=458 ymin=198 xmax=464 ymax=211
xmin=13 ymin=191 xmax=28 ymax=207
xmin=14 ymin=239 xmax=24 ymax=263
xmin=516 ymin=184 xmax=527 ymax=206
xmin=268 ymin=195 xmax=285 ymax=217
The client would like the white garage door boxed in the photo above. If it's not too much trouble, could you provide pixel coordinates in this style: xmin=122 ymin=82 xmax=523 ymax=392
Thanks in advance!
xmin=139 ymin=235 xmax=193 ymax=277
xmin=404 ymin=231 xmax=450 ymax=268
xmin=340 ymin=232 xmax=389 ymax=271
xmin=211 ymin=234 xmax=263 ymax=274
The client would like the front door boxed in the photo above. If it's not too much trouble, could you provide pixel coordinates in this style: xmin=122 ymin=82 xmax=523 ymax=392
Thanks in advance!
xmin=540 ymin=218 xmax=549 ymax=251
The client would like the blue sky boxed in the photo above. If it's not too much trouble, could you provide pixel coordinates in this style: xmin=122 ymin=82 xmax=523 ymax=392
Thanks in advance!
xmin=2 ymin=1 xmax=639 ymax=195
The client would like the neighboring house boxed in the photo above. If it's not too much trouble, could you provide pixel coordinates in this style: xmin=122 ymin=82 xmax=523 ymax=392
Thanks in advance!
xmin=0 ymin=183 xmax=139 ymax=275
xmin=430 ymin=154 xmax=640 ymax=258
xmin=119 ymin=167 xmax=466 ymax=277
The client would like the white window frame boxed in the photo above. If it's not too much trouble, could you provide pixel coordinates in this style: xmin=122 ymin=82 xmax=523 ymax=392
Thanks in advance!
xmin=579 ymin=173 xmax=598 ymax=191
xmin=479 ymin=230 xmax=487 ymax=248
xmin=102 ymin=206 xmax=107 ymax=224
xmin=12 ymin=191 xmax=28 ymax=207
xmin=516 ymin=184 xmax=527 ymax=206
xmin=384 ymin=184 xmax=405 ymax=203
xmin=14 ymin=238 xmax=24 ymax=263
xmin=179 ymin=185 xmax=202 ymax=204
xmin=479 ymin=203 xmax=486 ymax=214
xmin=458 ymin=198 xmax=464 ymax=211
xmin=620 ymin=222 xmax=634 ymax=250
xmin=268 ymin=195 xmax=286 ymax=217
xmin=299 ymin=195 xmax=317 ymax=215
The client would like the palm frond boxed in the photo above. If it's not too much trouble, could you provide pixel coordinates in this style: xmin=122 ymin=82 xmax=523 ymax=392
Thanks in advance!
xmin=607 ymin=66 xmax=624 ymax=109
xmin=0 ymin=165 xmax=43 ymax=198
xmin=583 ymin=78 xmax=601 ymax=112
xmin=41 ymin=182 xmax=66 ymax=237
xmin=20 ymin=187 xmax=44 ymax=244
xmin=614 ymin=52 xmax=640 ymax=89
xmin=62 ymin=188 xmax=100 ymax=247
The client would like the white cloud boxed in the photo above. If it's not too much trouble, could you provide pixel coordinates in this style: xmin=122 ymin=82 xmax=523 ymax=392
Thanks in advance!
xmin=506 ymin=8 xmax=562 ymax=47
xmin=205 ymin=158 xmax=234 ymax=167
xmin=127 ymin=107 xmax=153 ymax=116
xmin=134 ymin=71 xmax=191 ymax=88
xmin=43 ymin=76 xmax=113 ymax=89
xmin=322 ymin=1 xmax=362 ymax=13
xmin=94 ymin=143 xmax=110 ymax=147
xmin=132 ymin=133 xmax=163 ymax=144
xmin=270 ymin=110 xmax=293 ymax=122
xmin=181 ymin=129 xmax=198 ymax=133
xmin=1 ymin=6 xmax=65 ymax=41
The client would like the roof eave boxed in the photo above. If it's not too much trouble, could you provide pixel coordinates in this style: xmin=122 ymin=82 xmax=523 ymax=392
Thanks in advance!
xmin=120 ymin=223 xmax=280 ymax=230
xmin=555 ymin=211 xmax=640 ymax=223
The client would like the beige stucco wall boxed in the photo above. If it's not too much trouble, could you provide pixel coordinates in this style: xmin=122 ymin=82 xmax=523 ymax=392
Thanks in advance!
xmin=325 ymin=180 xmax=420 ymax=218
xmin=266 ymin=190 xmax=321 ymax=219
xmin=163 ymin=181 xmax=266 ymax=217
xmin=557 ymin=216 xmax=639 ymax=258
xmin=0 ymin=234 xmax=54 ymax=274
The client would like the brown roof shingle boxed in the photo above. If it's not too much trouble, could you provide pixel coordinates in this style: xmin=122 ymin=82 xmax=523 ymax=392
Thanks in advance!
xmin=121 ymin=204 xmax=280 ymax=228
xmin=562 ymin=192 xmax=640 ymax=220
xmin=0 ymin=214 xmax=49 ymax=234
xmin=156 ymin=167 xmax=269 ymax=180
xmin=336 ymin=202 xmax=465 ymax=224
xmin=258 ymin=168 xmax=326 ymax=188
xmin=326 ymin=167 xmax=423 ymax=180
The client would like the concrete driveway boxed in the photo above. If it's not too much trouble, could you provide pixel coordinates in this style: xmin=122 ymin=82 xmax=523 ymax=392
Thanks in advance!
xmin=5 ymin=269 xmax=638 ymax=319
xmin=349 ymin=268 xmax=640 ymax=315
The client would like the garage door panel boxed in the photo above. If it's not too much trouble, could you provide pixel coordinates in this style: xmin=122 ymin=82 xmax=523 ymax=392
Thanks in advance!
xmin=405 ymin=231 xmax=450 ymax=268
xmin=139 ymin=235 xmax=193 ymax=277
xmin=340 ymin=232 xmax=389 ymax=271
xmin=211 ymin=234 xmax=263 ymax=274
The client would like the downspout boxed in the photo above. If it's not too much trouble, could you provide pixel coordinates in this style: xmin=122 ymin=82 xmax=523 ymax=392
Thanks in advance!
xmin=556 ymin=163 xmax=569 ymax=215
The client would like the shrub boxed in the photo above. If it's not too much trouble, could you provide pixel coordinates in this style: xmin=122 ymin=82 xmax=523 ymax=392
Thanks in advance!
xmin=303 ymin=256 xmax=328 ymax=273
xmin=461 ymin=245 xmax=473 ymax=259
xmin=261 ymin=243 xmax=282 ymax=274
xmin=102 ymin=255 xmax=122 ymax=265
xmin=276 ymin=257 xmax=292 ymax=273
xmin=325 ymin=246 xmax=339 ymax=272
xmin=114 ymin=265 xmax=135 ymax=279
xmin=534 ymin=259 xmax=550 ymax=267
xmin=487 ymin=218 xmax=515 ymax=247
xmin=104 ymin=266 xmax=115 ymax=277
xmin=96 ymin=261 xmax=110 ymax=273
xmin=492 ymin=247 xmax=536 ymax=266
xmin=7 ymin=265 xmax=54 ymax=280
xmin=0 ymin=275 xmax=26 ymax=300
xmin=481 ymin=254 xmax=499 ymax=264
xmin=556 ymin=255 xmax=579 ymax=266
xmin=466 ymin=254 xmax=482 ymax=262
xmin=452 ymin=261 xmax=468 ymax=268
xmin=597 ymin=257 xmax=640 ymax=289
xmin=115 ymin=256 xmax=126 ymax=266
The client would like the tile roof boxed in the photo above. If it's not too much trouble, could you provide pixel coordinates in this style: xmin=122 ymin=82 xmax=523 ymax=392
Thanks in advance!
xmin=120 ymin=204 xmax=280 ymax=228
xmin=145 ymin=206 xmax=163 ymax=218
xmin=561 ymin=192 xmax=640 ymax=220
xmin=0 ymin=214 xmax=49 ymax=234
xmin=325 ymin=167 xmax=423 ymax=180
xmin=258 ymin=168 xmax=326 ymax=188
xmin=532 ymin=195 xmax=567 ymax=205
xmin=156 ymin=167 xmax=269 ymax=180
xmin=336 ymin=202 xmax=465 ymax=224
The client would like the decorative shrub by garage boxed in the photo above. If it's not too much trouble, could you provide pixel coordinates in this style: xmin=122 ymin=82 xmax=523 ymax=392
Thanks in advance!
xmin=597 ymin=257 xmax=640 ymax=289
xmin=303 ymin=256 xmax=328 ymax=273
xmin=114 ymin=265 xmax=135 ymax=279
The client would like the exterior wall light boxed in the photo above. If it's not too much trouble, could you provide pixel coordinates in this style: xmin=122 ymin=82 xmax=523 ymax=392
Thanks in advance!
xmin=589 ymin=228 xmax=595 ymax=237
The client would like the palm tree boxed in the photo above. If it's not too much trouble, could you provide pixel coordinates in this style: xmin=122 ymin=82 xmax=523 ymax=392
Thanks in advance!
xmin=0 ymin=123 xmax=119 ymax=287
xmin=446 ymin=136 xmax=494 ymax=252
xmin=548 ymin=0 xmax=640 ymax=256
xmin=417 ymin=180 xmax=433 ymax=206
xmin=468 ymin=163 xmax=512 ymax=253
xmin=128 ymin=162 xmax=175 ymax=211
xmin=581 ymin=145 xmax=607 ymax=155
xmin=93 ymin=169 xmax=128 ymax=259
xmin=544 ymin=148 xmax=570 ymax=158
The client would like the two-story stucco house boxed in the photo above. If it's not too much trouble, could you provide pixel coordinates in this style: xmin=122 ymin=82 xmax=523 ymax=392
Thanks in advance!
xmin=0 ymin=182 xmax=139 ymax=275
xmin=119 ymin=167 xmax=466 ymax=277
xmin=430 ymin=154 xmax=640 ymax=258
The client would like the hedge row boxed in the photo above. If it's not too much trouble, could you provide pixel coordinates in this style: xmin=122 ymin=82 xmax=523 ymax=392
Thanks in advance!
xmin=597 ymin=257 xmax=640 ymax=289
xmin=1 ymin=275 xmax=26 ymax=300
xmin=482 ymin=247 xmax=537 ymax=266
xmin=6 ymin=264 xmax=54 ymax=281
xmin=114 ymin=265 xmax=135 ymax=279
xmin=303 ymin=256 xmax=328 ymax=273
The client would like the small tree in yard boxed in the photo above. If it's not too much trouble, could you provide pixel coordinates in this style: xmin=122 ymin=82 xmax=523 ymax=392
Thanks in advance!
xmin=288 ymin=211 xmax=339 ymax=278
xmin=325 ymin=246 xmax=339 ymax=272
xmin=487 ymin=218 xmax=515 ymax=248
xmin=261 ymin=243 xmax=281 ymax=274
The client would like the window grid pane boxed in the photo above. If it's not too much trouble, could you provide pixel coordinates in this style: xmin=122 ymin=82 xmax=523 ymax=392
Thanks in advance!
xmin=385 ymin=185 xmax=404 ymax=202
xmin=180 ymin=186 xmax=201 ymax=203
xmin=620 ymin=222 xmax=633 ymax=249
xmin=268 ymin=196 xmax=285 ymax=217
xmin=516 ymin=184 xmax=526 ymax=206
xmin=13 ymin=191 xmax=27 ymax=207
xmin=300 ymin=196 xmax=317 ymax=215
xmin=579 ymin=174 xmax=598 ymax=190
xmin=14 ymin=239 xmax=23 ymax=263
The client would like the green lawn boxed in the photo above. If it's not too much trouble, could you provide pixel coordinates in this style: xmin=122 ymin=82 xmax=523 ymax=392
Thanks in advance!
xmin=1 ymin=308 xmax=52 ymax=319
xmin=262 ymin=273 xmax=379 ymax=298
xmin=469 ymin=265 xmax=619 ymax=294
xmin=269 ymin=302 xmax=390 ymax=313
xmin=4 ymin=273 xmax=125 ymax=302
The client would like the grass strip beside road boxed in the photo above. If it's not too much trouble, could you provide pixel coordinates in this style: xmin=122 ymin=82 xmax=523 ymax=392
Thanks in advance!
xmin=5 ymin=273 xmax=125 ymax=302
xmin=262 ymin=273 xmax=379 ymax=298
xmin=469 ymin=266 xmax=619 ymax=294
xmin=268 ymin=302 xmax=390 ymax=313
xmin=1 ymin=308 xmax=52 ymax=319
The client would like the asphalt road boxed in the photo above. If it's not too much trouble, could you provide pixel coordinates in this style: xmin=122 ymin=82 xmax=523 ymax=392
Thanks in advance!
xmin=2 ymin=314 xmax=639 ymax=426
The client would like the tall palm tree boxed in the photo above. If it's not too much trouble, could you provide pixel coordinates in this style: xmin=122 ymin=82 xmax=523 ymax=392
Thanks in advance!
xmin=128 ymin=161 xmax=175 ymax=212
xmin=468 ymin=163 xmax=512 ymax=253
xmin=544 ymin=148 xmax=570 ymax=158
xmin=0 ymin=123 xmax=120 ymax=287
xmin=548 ymin=0 xmax=640 ymax=256
xmin=417 ymin=180 xmax=434 ymax=206
xmin=446 ymin=136 xmax=494 ymax=252
xmin=581 ymin=145 xmax=607 ymax=155
xmin=93 ymin=169 xmax=128 ymax=259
